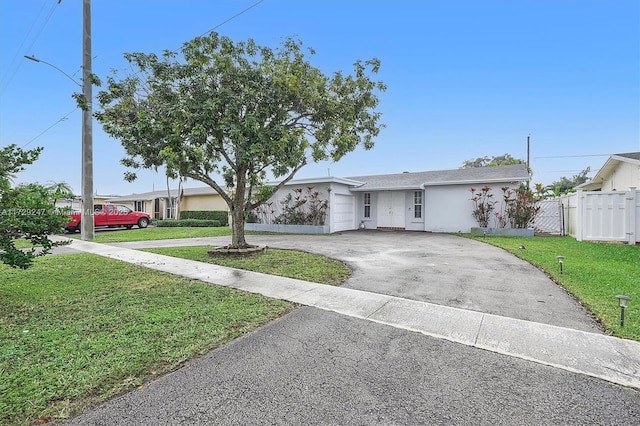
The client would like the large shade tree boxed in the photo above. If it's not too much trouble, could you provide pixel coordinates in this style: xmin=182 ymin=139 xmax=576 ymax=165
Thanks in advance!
xmin=96 ymin=33 xmax=385 ymax=248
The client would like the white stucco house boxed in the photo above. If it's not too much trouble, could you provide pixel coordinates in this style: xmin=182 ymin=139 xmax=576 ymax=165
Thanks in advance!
xmin=250 ymin=164 xmax=530 ymax=233
xmin=576 ymin=152 xmax=640 ymax=191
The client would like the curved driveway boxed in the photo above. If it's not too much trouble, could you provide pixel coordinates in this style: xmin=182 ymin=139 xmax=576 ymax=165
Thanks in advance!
xmin=114 ymin=230 xmax=602 ymax=333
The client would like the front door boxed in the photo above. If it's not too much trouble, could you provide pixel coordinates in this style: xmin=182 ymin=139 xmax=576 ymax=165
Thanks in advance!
xmin=377 ymin=192 xmax=405 ymax=228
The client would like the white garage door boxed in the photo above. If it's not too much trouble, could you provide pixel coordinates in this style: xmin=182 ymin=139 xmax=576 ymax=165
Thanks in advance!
xmin=332 ymin=194 xmax=355 ymax=232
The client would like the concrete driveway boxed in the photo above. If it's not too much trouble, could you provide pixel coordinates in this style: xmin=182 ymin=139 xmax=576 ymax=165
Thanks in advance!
xmin=112 ymin=230 xmax=602 ymax=332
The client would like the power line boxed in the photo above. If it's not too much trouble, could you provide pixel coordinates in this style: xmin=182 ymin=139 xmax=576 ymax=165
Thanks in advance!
xmin=0 ymin=0 xmax=62 ymax=96
xmin=533 ymin=154 xmax=612 ymax=159
xmin=21 ymin=108 xmax=77 ymax=148
xmin=130 ymin=0 xmax=267 ymax=81
xmin=195 ymin=0 xmax=265 ymax=41
xmin=12 ymin=0 xmax=266 ymax=149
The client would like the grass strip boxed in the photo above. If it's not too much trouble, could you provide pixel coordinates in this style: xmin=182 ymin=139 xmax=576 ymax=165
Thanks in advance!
xmin=69 ymin=226 xmax=232 ymax=243
xmin=0 ymin=253 xmax=293 ymax=425
xmin=143 ymin=246 xmax=351 ymax=286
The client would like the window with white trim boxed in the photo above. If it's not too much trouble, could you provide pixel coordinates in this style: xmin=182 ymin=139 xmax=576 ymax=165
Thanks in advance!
xmin=364 ymin=193 xmax=371 ymax=218
xmin=134 ymin=200 xmax=145 ymax=212
xmin=414 ymin=191 xmax=422 ymax=219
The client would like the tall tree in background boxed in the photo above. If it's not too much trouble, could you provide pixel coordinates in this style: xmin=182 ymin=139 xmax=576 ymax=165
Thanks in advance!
xmin=0 ymin=145 xmax=70 ymax=269
xmin=96 ymin=33 xmax=386 ymax=249
xmin=462 ymin=153 xmax=524 ymax=168
xmin=548 ymin=167 xmax=591 ymax=195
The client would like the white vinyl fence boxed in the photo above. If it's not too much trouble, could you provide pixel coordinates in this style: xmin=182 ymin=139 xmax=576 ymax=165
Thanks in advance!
xmin=558 ymin=188 xmax=639 ymax=244
xmin=535 ymin=198 xmax=564 ymax=235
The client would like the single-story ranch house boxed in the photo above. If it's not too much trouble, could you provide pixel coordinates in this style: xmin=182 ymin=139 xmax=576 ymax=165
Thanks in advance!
xmin=109 ymin=164 xmax=530 ymax=233
xmin=107 ymin=186 xmax=228 ymax=221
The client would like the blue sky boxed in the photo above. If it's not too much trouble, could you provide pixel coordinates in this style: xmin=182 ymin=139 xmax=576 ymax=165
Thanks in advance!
xmin=1 ymin=0 xmax=638 ymax=196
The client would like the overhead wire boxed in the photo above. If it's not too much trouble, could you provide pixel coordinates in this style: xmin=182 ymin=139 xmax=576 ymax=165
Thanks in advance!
xmin=21 ymin=108 xmax=78 ymax=148
xmin=16 ymin=0 xmax=265 ymax=148
xmin=0 ymin=0 xmax=62 ymax=97
xmin=12 ymin=0 xmax=266 ymax=150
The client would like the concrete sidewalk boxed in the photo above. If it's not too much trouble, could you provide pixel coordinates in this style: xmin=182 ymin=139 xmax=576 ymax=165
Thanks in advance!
xmin=54 ymin=236 xmax=640 ymax=390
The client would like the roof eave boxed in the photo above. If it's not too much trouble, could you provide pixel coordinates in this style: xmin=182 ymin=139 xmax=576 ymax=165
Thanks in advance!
xmin=350 ymin=185 xmax=424 ymax=192
xmin=421 ymin=175 xmax=530 ymax=187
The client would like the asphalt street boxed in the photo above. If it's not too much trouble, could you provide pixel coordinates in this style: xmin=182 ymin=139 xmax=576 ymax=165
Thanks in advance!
xmin=67 ymin=307 xmax=639 ymax=425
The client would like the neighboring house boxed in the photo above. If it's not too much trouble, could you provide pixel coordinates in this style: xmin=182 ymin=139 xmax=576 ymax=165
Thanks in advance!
xmin=577 ymin=152 xmax=640 ymax=191
xmin=57 ymin=195 xmax=120 ymax=211
xmin=107 ymin=186 xmax=228 ymax=220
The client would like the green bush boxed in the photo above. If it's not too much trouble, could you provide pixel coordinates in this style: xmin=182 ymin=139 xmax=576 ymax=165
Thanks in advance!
xmin=180 ymin=210 xmax=228 ymax=225
xmin=156 ymin=219 xmax=221 ymax=227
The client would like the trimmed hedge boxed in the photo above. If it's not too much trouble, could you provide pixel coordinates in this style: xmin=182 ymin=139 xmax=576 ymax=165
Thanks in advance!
xmin=181 ymin=210 xmax=228 ymax=226
xmin=156 ymin=219 xmax=221 ymax=227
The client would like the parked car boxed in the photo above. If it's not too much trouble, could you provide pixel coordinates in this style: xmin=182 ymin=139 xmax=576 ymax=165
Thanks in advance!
xmin=66 ymin=203 xmax=151 ymax=233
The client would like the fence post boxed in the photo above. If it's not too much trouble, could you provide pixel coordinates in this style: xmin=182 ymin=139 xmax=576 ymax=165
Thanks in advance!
xmin=628 ymin=187 xmax=637 ymax=244
xmin=575 ymin=189 xmax=584 ymax=241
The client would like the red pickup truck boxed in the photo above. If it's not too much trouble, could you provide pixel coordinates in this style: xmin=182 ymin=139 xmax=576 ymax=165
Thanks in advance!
xmin=66 ymin=203 xmax=151 ymax=233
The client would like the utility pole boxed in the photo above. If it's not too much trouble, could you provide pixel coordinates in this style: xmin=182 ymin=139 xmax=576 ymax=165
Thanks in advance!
xmin=526 ymin=134 xmax=531 ymax=189
xmin=81 ymin=0 xmax=94 ymax=240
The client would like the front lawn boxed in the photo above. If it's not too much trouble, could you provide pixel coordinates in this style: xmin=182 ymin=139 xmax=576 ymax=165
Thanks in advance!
xmin=470 ymin=235 xmax=639 ymax=340
xmin=70 ymin=226 xmax=232 ymax=243
xmin=143 ymin=246 xmax=351 ymax=286
xmin=0 ymin=254 xmax=293 ymax=425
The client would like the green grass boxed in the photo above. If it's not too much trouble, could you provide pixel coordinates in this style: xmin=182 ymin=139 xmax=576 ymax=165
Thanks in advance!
xmin=143 ymin=246 xmax=351 ymax=286
xmin=71 ymin=226 xmax=232 ymax=243
xmin=68 ymin=226 xmax=336 ymax=243
xmin=469 ymin=235 xmax=640 ymax=340
xmin=0 ymin=254 xmax=293 ymax=425
xmin=9 ymin=238 xmax=39 ymax=249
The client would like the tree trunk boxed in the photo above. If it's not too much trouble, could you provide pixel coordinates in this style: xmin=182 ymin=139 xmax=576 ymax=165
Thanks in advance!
xmin=230 ymin=206 xmax=248 ymax=248
xmin=230 ymin=169 xmax=250 ymax=248
xmin=175 ymin=177 xmax=183 ymax=220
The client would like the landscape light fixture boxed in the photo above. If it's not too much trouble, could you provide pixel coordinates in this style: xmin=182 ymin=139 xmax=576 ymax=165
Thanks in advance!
xmin=615 ymin=295 xmax=631 ymax=327
xmin=556 ymin=256 xmax=564 ymax=274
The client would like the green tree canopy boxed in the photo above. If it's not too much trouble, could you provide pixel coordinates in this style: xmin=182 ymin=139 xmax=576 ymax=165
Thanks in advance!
xmin=96 ymin=33 xmax=386 ymax=248
xmin=0 ymin=144 xmax=43 ymax=191
xmin=548 ymin=167 xmax=591 ymax=195
xmin=0 ymin=145 xmax=70 ymax=269
xmin=462 ymin=153 xmax=524 ymax=168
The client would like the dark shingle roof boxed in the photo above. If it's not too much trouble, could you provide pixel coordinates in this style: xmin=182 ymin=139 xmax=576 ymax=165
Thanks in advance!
xmin=107 ymin=186 xmax=227 ymax=202
xmin=347 ymin=164 xmax=530 ymax=191
xmin=616 ymin=152 xmax=640 ymax=161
